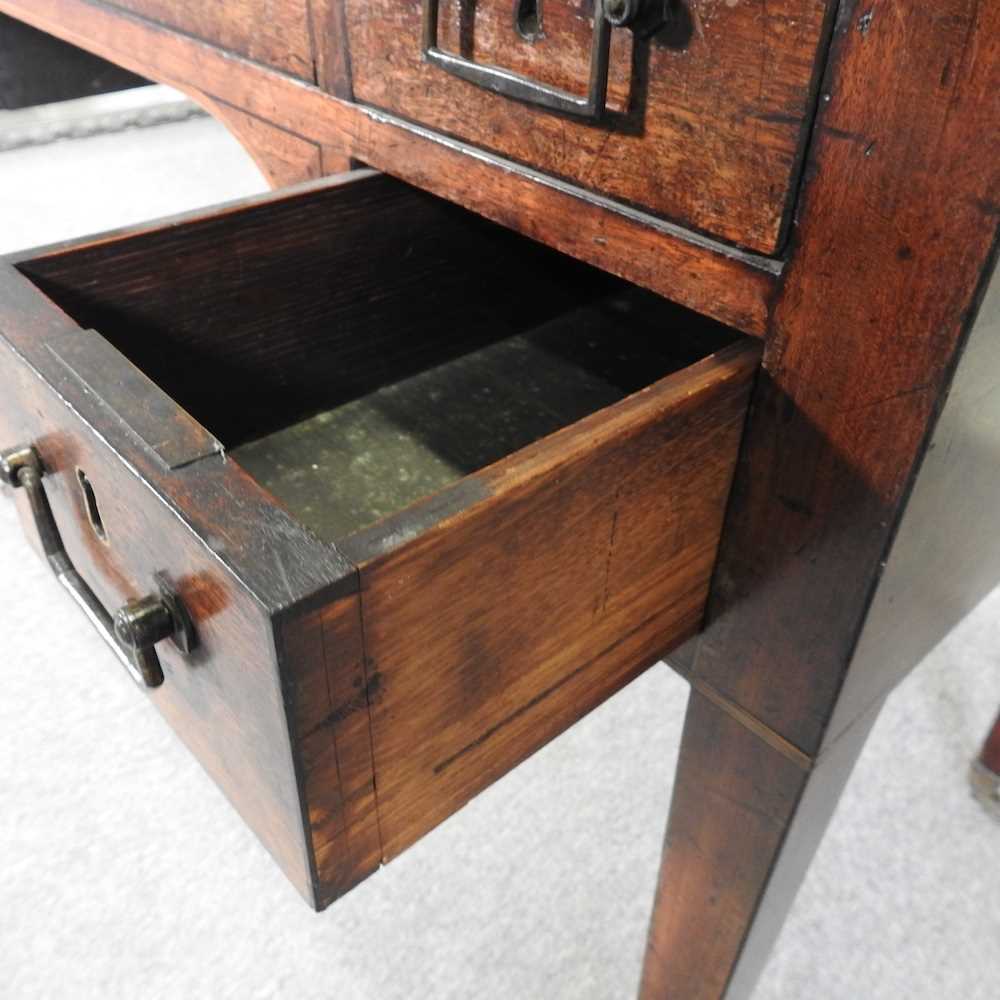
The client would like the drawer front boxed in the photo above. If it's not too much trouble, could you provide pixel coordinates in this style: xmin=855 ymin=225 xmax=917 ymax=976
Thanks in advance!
xmin=0 ymin=264 xmax=365 ymax=906
xmin=109 ymin=0 xmax=315 ymax=79
xmin=345 ymin=0 xmax=834 ymax=254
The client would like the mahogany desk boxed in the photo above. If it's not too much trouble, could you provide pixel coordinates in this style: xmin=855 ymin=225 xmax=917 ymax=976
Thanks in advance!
xmin=0 ymin=2 xmax=996 ymax=997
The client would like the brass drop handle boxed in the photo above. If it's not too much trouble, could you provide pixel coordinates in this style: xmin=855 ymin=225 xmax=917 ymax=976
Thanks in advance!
xmin=1 ymin=444 xmax=196 ymax=688
xmin=423 ymin=0 xmax=672 ymax=119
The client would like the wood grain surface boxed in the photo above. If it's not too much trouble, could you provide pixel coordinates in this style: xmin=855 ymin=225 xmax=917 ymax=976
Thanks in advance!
xmin=105 ymin=0 xmax=315 ymax=79
xmin=691 ymin=0 xmax=1000 ymax=756
xmin=4 ymin=173 xmax=761 ymax=912
xmin=342 ymin=341 xmax=759 ymax=859
xmin=641 ymin=690 xmax=885 ymax=1000
xmin=193 ymin=94 xmax=325 ymax=188
xmin=642 ymin=0 xmax=1000 ymax=994
xmin=17 ymin=172 xmax=619 ymax=447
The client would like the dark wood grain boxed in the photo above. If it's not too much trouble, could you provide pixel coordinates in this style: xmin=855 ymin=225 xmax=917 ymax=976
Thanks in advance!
xmin=826 ymin=257 xmax=1000 ymax=744
xmin=690 ymin=0 xmax=1000 ymax=756
xmin=0 ymin=0 xmax=778 ymax=337
xmin=5 ymin=1 xmax=998 ymax=992
xmin=347 ymin=0 xmax=835 ymax=253
xmin=342 ymin=341 xmax=759 ymax=859
xmin=278 ymin=594 xmax=381 ymax=906
xmin=17 ymin=172 xmax=616 ymax=446
xmin=641 ymin=690 xmax=884 ymax=1000
xmin=310 ymin=0 xmax=353 ymax=100
xmin=104 ymin=0 xmax=315 ymax=79
xmin=4 ymin=176 xmax=758 ymax=914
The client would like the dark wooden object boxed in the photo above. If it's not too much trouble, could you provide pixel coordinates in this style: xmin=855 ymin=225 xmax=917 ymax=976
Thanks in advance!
xmin=972 ymin=709 xmax=1000 ymax=818
xmin=0 ymin=12 xmax=144 ymax=109
xmin=980 ymin=714 xmax=1000 ymax=779
xmin=1 ymin=171 xmax=757 ymax=909
xmin=0 ymin=1 xmax=998 ymax=997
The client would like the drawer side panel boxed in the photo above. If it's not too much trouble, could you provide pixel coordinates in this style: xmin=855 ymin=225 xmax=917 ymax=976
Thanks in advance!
xmin=353 ymin=342 xmax=759 ymax=860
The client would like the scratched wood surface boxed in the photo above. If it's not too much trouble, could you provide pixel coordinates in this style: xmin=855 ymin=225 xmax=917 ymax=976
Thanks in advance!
xmin=690 ymin=0 xmax=1000 ymax=756
xmin=16 ymin=172 xmax=609 ymax=447
xmin=347 ymin=0 xmax=835 ymax=253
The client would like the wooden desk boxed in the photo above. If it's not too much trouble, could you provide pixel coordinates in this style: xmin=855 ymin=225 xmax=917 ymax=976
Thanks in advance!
xmin=0 ymin=2 xmax=996 ymax=997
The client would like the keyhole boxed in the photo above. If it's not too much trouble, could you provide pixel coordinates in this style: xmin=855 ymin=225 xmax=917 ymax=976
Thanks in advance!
xmin=77 ymin=468 xmax=107 ymax=542
xmin=515 ymin=0 xmax=542 ymax=40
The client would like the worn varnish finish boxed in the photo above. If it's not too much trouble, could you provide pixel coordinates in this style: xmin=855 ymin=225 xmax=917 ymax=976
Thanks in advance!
xmin=279 ymin=594 xmax=381 ymax=905
xmin=826 ymin=258 xmax=1000 ymax=744
xmin=348 ymin=0 xmax=834 ymax=253
xmin=193 ymin=94 xmax=325 ymax=189
xmin=643 ymin=690 xmax=886 ymax=1000
xmin=0 ymin=0 xmax=778 ymax=338
xmin=691 ymin=0 xmax=1000 ymax=755
xmin=310 ymin=0 xmax=353 ymax=100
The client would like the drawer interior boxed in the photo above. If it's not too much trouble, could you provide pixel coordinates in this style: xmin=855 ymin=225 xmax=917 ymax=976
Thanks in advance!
xmin=9 ymin=172 xmax=760 ymax=898
xmin=18 ymin=172 xmax=743 ymax=549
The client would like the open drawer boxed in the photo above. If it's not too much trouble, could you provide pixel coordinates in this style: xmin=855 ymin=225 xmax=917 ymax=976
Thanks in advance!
xmin=0 ymin=171 xmax=759 ymax=908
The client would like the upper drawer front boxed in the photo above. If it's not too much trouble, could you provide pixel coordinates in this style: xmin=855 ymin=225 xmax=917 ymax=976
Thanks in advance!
xmin=345 ymin=0 xmax=833 ymax=254
xmin=110 ymin=0 xmax=315 ymax=79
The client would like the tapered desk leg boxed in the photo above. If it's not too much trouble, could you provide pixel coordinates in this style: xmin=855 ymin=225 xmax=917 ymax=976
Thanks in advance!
xmin=970 ymin=710 xmax=1000 ymax=820
xmin=639 ymin=690 xmax=885 ymax=1000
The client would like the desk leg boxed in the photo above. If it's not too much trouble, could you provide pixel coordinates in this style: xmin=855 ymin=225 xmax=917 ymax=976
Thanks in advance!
xmin=639 ymin=690 xmax=884 ymax=1000
xmin=971 ymin=710 xmax=1000 ymax=820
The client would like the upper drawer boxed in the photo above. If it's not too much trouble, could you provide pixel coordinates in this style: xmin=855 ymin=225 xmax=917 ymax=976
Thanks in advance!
xmin=345 ymin=0 xmax=834 ymax=254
